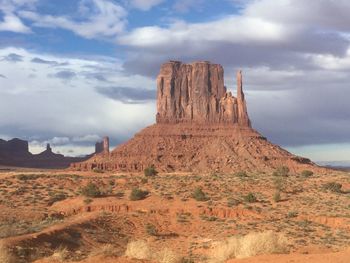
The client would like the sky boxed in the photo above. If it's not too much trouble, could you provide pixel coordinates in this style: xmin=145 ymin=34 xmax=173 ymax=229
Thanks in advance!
xmin=0 ymin=0 xmax=350 ymax=165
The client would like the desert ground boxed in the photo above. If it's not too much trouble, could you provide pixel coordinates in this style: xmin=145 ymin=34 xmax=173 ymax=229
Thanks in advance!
xmin=0 ymin=165 xmax=349 ymax=263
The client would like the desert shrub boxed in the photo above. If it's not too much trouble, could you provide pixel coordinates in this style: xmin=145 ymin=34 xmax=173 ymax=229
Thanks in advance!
xmin=301 ymin=170 xmax=313 ymax=177
xmin=144 ymin=165 xmax=158 ymax=177
xmin=244 ymin=193 xmax=257 ymax=203
xmin=273 ymin=166 xmax=289 ymax=177
xmin=0 ymin=242 xmax=16 ymax=263
xmin=273 ymin=191 xmax=281 ymax=202
xmin=286 ymin=211 xmax=298 ymax=218
xmin=81 ymin=182 xmax=102 ymax=197
xmin=323 ymin=182 xmax=342 ymax=193
xmin=192 ymin=187 xmax=209 ymax=201
xmin=210 ymin=231 xmax=289 ymax=262
xmin=48 ymin=192 xmax=67 ymax=205
xmin=92 ymin=167 xmax=104 ymax=173
xmin=83 ymin=198 xmax=93 ymax=204
xmin=129 ymin=188 xmax=149 ymax=201
xmin=154 ymin=248 xmax=181 ymax=263
xmin=145 ymin=223 xmax=158 ymax=236
xmin=125 ymin=240 xmax=151 ymax=260
xmin=90 ymin=244 xmax=118 ymax=257
xmin=234 ymin=171 xmax=248 ymax=178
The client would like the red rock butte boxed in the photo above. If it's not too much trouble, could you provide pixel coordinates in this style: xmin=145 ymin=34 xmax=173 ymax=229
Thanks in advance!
xmin=72 ymin=61 xmax=321 ymax=173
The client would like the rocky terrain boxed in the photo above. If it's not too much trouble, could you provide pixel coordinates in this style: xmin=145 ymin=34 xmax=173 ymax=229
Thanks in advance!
xmin=0 ymin=168 xmax=349 ymax=262
xmin=72 ymin=61 xmax=321 ymax=173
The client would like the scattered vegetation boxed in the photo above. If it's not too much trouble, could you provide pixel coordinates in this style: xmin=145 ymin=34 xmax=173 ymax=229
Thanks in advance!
xmin=144 ymin=165 xmax=158 ymax=177
xmin=301 ymin=170 xmax=313 ymax=177
xmin=192 ymin=187 xmax=209 ymax=201
xmin=273 ymin=166 xmax=289 ymax=177
xmin=81 ymin=182 xmax=102 ymax=197
xmin=210 ymin=231 xmax=289 ymax=262
xmin=323 ymin=182 xmax=343 ymax=193
xmin=154 ymin=247 xmax=180 ymax=263
xmin=244 ymin=192 xmax=257 ymax=203
xmin=129 ymin=188 xmax=149 ymax=201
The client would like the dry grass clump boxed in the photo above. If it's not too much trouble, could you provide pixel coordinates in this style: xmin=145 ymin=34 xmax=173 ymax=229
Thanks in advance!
xmin=125 ymin=240 xmax=180 ymax=263
xmin=50 ymin=246 xmax=69 ymax=262
xmin=210 ymin=231 xmax=289 ymax=262
xmin=154 ymin=247 xmax=181 ymax=263
xmin=125 ymin=240 xmax=152 ymax=260
xmin=0 ymin=242 xmax=16 ymax=263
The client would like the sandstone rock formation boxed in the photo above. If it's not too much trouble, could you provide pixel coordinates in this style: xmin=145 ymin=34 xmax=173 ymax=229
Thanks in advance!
xmin=156 ymin=61 xmax=250 ymax=126
xmin=72 ymin=61 xmax=322 ymax=173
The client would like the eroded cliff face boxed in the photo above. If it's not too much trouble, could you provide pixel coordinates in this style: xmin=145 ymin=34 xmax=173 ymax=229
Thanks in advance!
xmin=156 ymin=61 xmax=251 ymax=126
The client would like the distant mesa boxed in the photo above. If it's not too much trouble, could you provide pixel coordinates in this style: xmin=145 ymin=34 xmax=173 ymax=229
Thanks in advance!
xmin=0 ymin=139 xmax=88 ymax=169
xmin=95 ymin=137 xmax=110 ymax=155
xmin=72 ymin=61 xmax=322 ymax=173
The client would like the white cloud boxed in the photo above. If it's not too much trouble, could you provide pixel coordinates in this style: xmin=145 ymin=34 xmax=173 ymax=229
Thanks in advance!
xmin=19 ymin=0 xmax=127 ymax=39
xmin=118 ymin=16 xmax=286 ymax=48
xmin=0 ymin=47 xmax=156 ymax=155
xmin=0 ymin=0 xmax=37 ymax=33
xmin=129 ymin=0 xmax=164 ymax=11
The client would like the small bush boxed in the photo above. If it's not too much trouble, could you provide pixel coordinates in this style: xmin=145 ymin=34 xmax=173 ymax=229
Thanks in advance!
xmin=323 ymin=182 xmax=342 ymax=193
xmin=125 ymin=240 xmax=151 ymax=260
xmin=210 ymin=231 xmax=289 ymax=262
xmin=234 ymin=171 xmax=248 ymax=178
xmin=286 ymin=211 xmax=298 ymax=218
xmin=81 ymin=182 xmax=102 ymax=197
xmin=144 ymin=165 xmax=158 ymax=177
xmin=273 ymin=166 xmax=289 ymax=177
xmin=301 ymin=170 xmax=313 ymax=177
xmin=244 ymin=193 xmax=257 ymax=203
xmin=145 ymin=223 xmax=158 ymax=236
xmin=93 ymin=168 xmax=104 ymax=173
xmin=129 ymin=188 xmax=149 ymax=201
xmin=192 ymin=187 xmax=209 ymax=201
xmin=273 ymin=191 xmax=281 ymax=202
xmin=83 ymin=198 xmax=93 ymax=204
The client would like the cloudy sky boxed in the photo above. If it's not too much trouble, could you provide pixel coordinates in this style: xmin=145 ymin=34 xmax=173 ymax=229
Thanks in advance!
xmin=0 ymin=0 xmax=349 ymax=165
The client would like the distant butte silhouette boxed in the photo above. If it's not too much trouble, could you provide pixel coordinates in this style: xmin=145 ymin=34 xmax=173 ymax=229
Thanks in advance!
xmin=72 ymin=61 xmax=323 ymax=173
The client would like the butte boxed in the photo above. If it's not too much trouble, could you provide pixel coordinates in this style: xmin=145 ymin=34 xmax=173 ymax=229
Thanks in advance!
xmin=72 ymin=61 xmax=323 ymax=173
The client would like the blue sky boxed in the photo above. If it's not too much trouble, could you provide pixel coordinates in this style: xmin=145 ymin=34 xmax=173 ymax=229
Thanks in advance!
xmin=1 ymin=0 xmax=350 ymax=165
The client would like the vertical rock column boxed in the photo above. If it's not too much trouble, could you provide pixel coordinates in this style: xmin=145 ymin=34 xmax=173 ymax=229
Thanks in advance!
xmin=236 ymin=70 xmax=251 ymax=127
